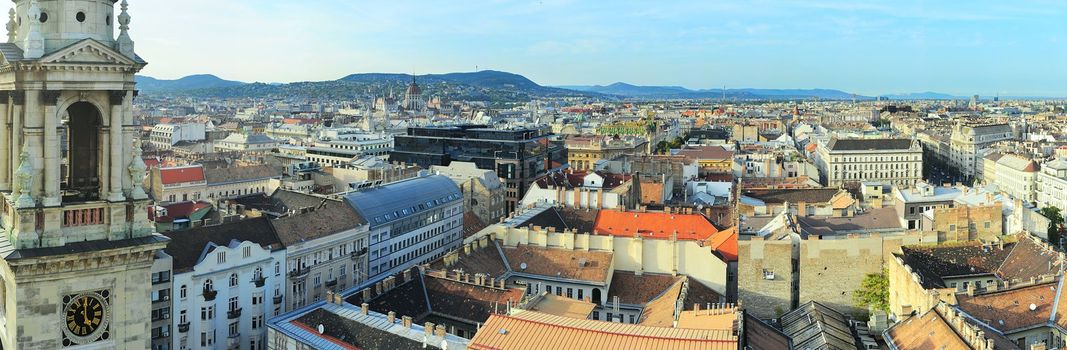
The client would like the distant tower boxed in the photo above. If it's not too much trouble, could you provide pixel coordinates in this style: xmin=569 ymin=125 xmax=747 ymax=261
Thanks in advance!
xmin=402 ymin=76 xmax=425 ymax=111
xmin=970 ymin=94 xmax=979 ymax=111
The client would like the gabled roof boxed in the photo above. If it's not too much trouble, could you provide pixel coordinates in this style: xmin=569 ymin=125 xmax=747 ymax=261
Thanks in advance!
xmin=779 ymin=301 xmax=856 ymax=350
xmin=827 ymin=138 xmax=914 ymax=151
xmin=955 ymin=281 xmax=1059 ymax=333
xmin=885 ymin=305 xmax=981 ymax=350
xmin=159 ymin=165 xmax=205 ymax=185
xmin=471 ymin=311 xmax=737 ymax=350
xmin=271 ymin=201 xmax=365 ymax=246
xmin=38 ymin=38 xmax=141 ymax=65
xmin=502 ymin=244 xmax=613 ymax=284
xmin=593 ymin=209 xmax=719 ymax=241
xmin=203 ymin=165 xmax=281 ymax=185
xmin=162 ymin=217 xmax=282 ymax=273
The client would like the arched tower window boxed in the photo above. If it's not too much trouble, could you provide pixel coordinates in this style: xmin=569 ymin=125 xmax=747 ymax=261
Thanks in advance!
xmin=62 ymin=102 xmax=103 ymax=202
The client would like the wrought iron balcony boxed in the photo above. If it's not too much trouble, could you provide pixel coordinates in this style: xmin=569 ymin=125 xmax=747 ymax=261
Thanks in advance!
xmin=252 ymin=276 xmax=266 ymax=288
xmin=227 ymin=308 xmax=242 ymax=319
xmin=177 ymin=322 xmax=190 ymax=333
xmin=273 ymin=295 xmax=283 ymax=305
xmin=203 ymin=288 xmax=218 ymax=301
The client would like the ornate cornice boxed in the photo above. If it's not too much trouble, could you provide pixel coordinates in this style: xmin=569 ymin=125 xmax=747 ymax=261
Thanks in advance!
xmin=108 ymin=90 xmax=127 ymax=105
xmin=42 ymin=90 xmax=61 ymax=106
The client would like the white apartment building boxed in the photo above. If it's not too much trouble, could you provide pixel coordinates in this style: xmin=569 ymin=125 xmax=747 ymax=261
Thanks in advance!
xmin=431 ymin=161 xmax=507 ymax=225
xmin=993 ymin=154 xmax=1039 ymax=203
xmin=165 ymin=218 xmax=286 ymax=350
xmin=817 ymin=138 xmax=923 ymax=187
xmin=343 ymin=174 xmax=465 ymax=282
xmin=306 ymin=134 xmax=393 ymax=167
xmin=948 ymin=123 xmax=1013 ymax=179
xmin=1036 ymin=158 xmax=1067 ymax=211
xmin=150 ymin=123 xmax=207 ymax=150
xmin=214 ymin=133 xmax=280 ymax=153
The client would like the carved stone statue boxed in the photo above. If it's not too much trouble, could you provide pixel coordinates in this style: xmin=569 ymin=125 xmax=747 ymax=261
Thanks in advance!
xmin=127 ymin=139 xmax=148 ymax=200
xmin=14 ymin=150 xmax=35 ymax=208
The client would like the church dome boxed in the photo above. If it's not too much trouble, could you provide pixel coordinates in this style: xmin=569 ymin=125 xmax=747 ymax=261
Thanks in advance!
xmin=405 ymin=80 xmax=421 ymax=96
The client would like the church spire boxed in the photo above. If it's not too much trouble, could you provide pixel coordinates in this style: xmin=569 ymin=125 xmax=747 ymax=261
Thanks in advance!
xmin=116 ymin=0 xmax=135 ymax=58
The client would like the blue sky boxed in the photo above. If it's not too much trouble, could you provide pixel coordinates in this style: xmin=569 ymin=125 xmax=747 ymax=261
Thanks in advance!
xmin=133 ymin=0 xmax=1067 ymax=96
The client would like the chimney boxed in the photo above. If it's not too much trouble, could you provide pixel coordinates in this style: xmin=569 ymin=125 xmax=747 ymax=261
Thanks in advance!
xmin=375 ymin=282 xmax=383 ymax=295
xmin=403 ymin=268 xmax=412 ymax=283
xmin=362 ymin=288 xmax=372 ymax=301
xmin=402 ymin=315 xmax=413 ymax=328
xmin=387 ymin=311 xmax=396 ymax=324
xmin=424 ymin=322 xmax=435 ymax=337
xmin=490 ymin=277 xmax=496 ymax=287
xmin=361 ymin=303 xmax=369 ymax=315
xmin=464 ymin=243 xmax=472 ymax=255
xmin=434 ymin=324 xmax=447 ymax=337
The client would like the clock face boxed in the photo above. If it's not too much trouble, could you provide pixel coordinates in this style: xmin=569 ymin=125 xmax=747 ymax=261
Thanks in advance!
xmin=65 ymin=294 xmax=104 ymax=337
xmin=62 ymin=290 xmax=111 ymax=346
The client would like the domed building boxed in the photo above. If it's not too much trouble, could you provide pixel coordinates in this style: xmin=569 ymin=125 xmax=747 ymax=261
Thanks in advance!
xmin=402 ymin=76 xmax=425 ymax=111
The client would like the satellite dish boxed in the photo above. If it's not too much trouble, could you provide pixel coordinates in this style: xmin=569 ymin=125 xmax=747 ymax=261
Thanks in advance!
xmin=520 ymin=262 xmax=527 ymax=270
xmin=317 ymin=324 xmax=325 ymax=334
xmin=1030 ymin=303 xmax=1037 ymax=311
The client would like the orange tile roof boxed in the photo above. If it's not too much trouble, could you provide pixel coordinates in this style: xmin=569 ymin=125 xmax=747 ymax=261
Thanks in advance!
xmin=469 ymin=311 xmax=737 ymax=350
xmin=886 ymin=307 xmax=970 ymax=350
xmin=955 ymin=282 xmax=1058 ymax=333
xmin=707 ymin=227 xmax=738 ymax=262
xmin=593 ymin=210 xmax=718 ymax=241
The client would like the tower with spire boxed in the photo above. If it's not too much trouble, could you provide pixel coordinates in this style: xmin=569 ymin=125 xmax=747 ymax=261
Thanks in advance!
xmin=0 ymin=1 xmax=166 ymax=348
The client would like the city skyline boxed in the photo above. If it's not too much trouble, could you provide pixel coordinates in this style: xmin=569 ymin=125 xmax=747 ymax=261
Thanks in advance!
xmin=131 ymin=0 xmax=1067 ymax=97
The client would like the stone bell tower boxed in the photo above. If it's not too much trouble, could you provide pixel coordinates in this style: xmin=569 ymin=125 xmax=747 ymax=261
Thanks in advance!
xmin=0 ymin=0 xmax=167 ymax=349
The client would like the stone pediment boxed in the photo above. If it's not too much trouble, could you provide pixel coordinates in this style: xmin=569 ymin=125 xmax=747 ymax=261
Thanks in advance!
xmin=38 ymin=39 xmax=137 ymax=66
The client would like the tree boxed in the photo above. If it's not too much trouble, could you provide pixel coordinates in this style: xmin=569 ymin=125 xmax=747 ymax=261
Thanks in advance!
xmin=1040 ymin=206 xmax=1065 ymax=250
xmin=853 ymin=269 xmax=889 ymax=313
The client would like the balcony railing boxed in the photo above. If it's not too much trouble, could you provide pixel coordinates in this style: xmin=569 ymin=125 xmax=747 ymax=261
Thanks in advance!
xmin=288 ymin=267 xmax=310 ymax=279
xmin=273 ymin=295 xmax=283 ymax=305
xmin=350 ymin=248 xmax=368 ymax=259
xmin=325 ymin=279 xmax=338 ymax=287
xmin=177 ymin=323 xmax=190 ymax=333
xmin=203 ymin=289 xmax=218 ymax=301
xmin=227 ymin=308 xmax=242 ymax=319
xmin=252 ymin=276 xmax=266 ymax=288
xmin=62 ymin=204 xmax=107 ymax=227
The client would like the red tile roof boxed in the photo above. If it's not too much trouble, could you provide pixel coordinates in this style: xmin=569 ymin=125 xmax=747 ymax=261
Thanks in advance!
xmin=677 ymin=146 xmax=734 ymax=161
xmin=593 ymin=209 xmax=718 ymax=241
xmin=159 ymin=165 xmax=205 ymax=185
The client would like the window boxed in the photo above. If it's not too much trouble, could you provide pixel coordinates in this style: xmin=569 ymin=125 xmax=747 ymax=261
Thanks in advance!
xmin=228 ymin=321 xmax=238 ymax=336
xmin=204 ymin=280 xmax=214 ymax=291
xmin=566 ymin=288 xmax=573 ymax=298
xmin=556 ymin=287 xmax=562 ymax=296
xmin=180 ymin=285 xmax=187 ymax=299
xmin=592 ymin=311 xmax=600 ymax=320
xmin=629 ymin=315 xmax=635 ymax=323
xmin=217 ymin=252 xmax=226 ymax=264
xmin=179 ymin=310 xmax=187 ymax=324
xmin=243 ymin=246 xmax=252 ymax=258
xmin=230 ymin=273 xmax=239 ymax=287
xmin=201 ymin=306 xmax=214 ymax=320
xmin=75 ymin=11 xmax=86 ymax=22
xmin=229 ymin=297 xmax=239 ymax=312
xmin=275 ymin=262 xmax=281 ymax=276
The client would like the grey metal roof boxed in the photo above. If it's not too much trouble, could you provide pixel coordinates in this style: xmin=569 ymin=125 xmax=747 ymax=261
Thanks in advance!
xmin=827 ymin=138 xmax=914 ymax=151
xmin=343 ymin=175 xmax=462 ymax=228
xmin=0 ymin=43 xmax=24 ymax=62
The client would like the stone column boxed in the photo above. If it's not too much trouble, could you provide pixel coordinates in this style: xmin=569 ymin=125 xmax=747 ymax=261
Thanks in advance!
xmin=0 ymin=91 xmax=9 ymax=191
xmin=10 ymin=91 xmax=22 ymax=190
xmin=23 ymin=90 xmax=44 ymax=199
xmin=41 ymin=90 xmax=60 ymax=206
xmin=107 ymin=90 xmax=126 ymax=201
xmin=121 ymin=91 xmax=136 ymax=195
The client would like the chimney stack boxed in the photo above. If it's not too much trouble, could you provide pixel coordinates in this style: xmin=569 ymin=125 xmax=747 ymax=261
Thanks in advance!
xmin=402 ymin=315 xmax=413 ymax=328
xmin=360 ymin=303 xmax=369 ymax=315
xmin=387 ymin=311 xmax=396 ymax=323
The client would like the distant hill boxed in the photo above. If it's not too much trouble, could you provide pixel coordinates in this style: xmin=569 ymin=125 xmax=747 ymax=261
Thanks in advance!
xmin=881 ymin=92 xmax=961 ymax=100
xmin=140 ymin=70 xmax=600 ymax=103
xmin=557 ymin=83 xmax=863 ymax=100
xmin=136 ymin=74 xmax=245 ymax=91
